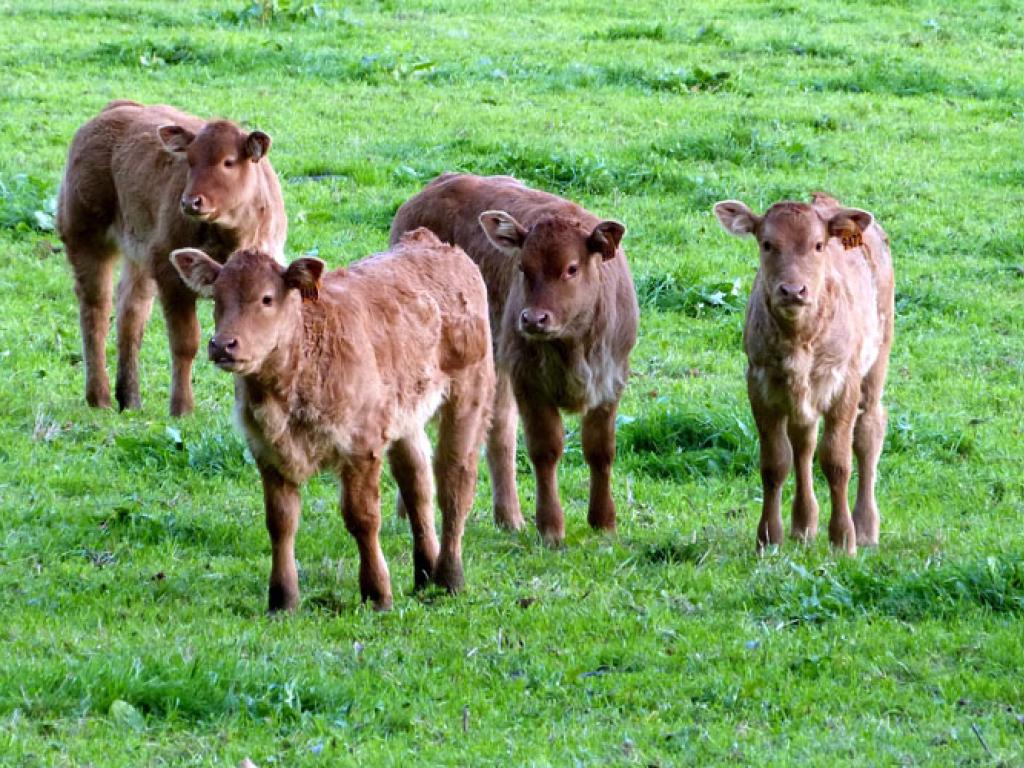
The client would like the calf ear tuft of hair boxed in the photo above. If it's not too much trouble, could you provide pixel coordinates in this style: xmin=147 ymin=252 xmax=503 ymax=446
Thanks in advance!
xmin=157 ymin=125 xmax=196 ymax=154
xmin=713 ymin=200 xmax=759 ymax=237
xmin=244 ymin=131 xmax=271 ymax=162
xmin=587 ymin=220 xmax=626 ymax=261
xmin=479 ymin=210 xmax=528 ymax=256
xmin=170 ymin=248 xmax=220 ymax=298
xmin=284 ymin=257 xmax=326 ymax=301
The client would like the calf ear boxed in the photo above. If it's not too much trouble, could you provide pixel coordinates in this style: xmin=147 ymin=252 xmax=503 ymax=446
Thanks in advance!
xmin=157 ymin=125 xmax=195 ymax=154
xmin=828 ymin=208 xmax=873 ymax=247
xmin=284 ymin=257 xmax=325 ymax=301
xmin=244 ymin=130 xmax=271 ymax=162
xmin=587 ymin=220 xmax=626 ymax=261
xmin=170 ymin=248 xmax=221 ymax=298
xmin=713 ymin=200 xmax=759 ymax=236
xmin=479 ymin=210 xmax=527 ymax=257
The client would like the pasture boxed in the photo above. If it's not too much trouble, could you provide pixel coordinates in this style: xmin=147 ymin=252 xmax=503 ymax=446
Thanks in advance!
xmin=0 ymin=0 xmax=1022 ymax=764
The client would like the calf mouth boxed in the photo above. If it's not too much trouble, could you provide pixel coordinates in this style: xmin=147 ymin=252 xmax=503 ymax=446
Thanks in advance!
xmin=209 ymin=354 xmax=248 ymax=373
xmin=517 ymin=325 xmax=560 ymax=342
xmin=181 ymin=207 xmax=218 ymax=223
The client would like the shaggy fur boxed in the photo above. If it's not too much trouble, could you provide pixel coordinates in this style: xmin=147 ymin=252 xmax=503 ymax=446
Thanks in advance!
xmin=57 ymin=100 xmax=286 ymax=415
xmin=171 ymin=228 xmax=494 ymax=612
xmin=714 ymin=192 xmax=895 ymax=554
xmin=391 ymin=173 xmax=639 ymax=545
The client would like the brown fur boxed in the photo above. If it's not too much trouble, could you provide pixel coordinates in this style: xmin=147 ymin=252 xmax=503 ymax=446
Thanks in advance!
xmin=391 ymin=173 xmax=639 ymax=545
xmin=57 ymin=101 xmax=286 ymax=416
xmin=170 ymin=228 xmax=494 ymax=612
xmin=714 ymin=193 xmax=895 ymax=554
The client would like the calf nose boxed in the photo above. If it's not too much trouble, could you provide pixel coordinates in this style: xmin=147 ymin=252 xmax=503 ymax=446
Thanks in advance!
xmin=181 ymin=193 xmax=206 ymax=215
xmin=208 ymin=336 xmax=238 ymax=358
xmin=778 ymin=283 xmax=808 ymax=301
xmin=520 ymin=308 xmax=551 ymax=329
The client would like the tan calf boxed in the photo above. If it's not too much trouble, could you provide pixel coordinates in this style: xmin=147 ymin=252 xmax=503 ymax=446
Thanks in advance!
xmin=171 ymin=228 xmax=493 ymax=611
xmin=714 ymin=193 xmax=894 ymax=554
xmin=391 ymin=173 xmax=638 ymax=545
xmin=57 ymin=100 xmax=286 ymax=416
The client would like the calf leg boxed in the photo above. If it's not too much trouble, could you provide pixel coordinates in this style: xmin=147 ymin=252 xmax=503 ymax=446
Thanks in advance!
xmin=157 ymin=278 xmax=200 ymax=417
xmin=113 ymin=260 xmax=156 ymax=411
xmin=67 ymin=245 xmax=116 ymax=408
xmin=582 ymin=403 xmax=618 ymax=532
xmin=787 ymin=419 xmax=820 ymax=543
xmin=387 ymin=431 xmax=439 ymax=590
xmin=261 ymin=464 xmax=302 ymax=613
xmin=751 ymin=403 xmax=790 ymax=551
xmin=820 ymin=393 xmax=859 ymax=555
xmin=853 ymin=375 xmax=887 ymax=546
xmin=433 ymin=372 xmax=491 ymax=592
xmin=519 ymin=399 xmax=565 ymax=546
xmin=487 ymin=372 xmax=524 ymax=530
xmin=341 ymin=455 xmax=392 ymax=610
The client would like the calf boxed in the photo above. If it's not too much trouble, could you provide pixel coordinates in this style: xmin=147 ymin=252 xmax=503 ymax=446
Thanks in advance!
xmin=713 ymin=193 xmax=895 ymax=554
xmin=391 ymin=173 xmax=639 ymax=545
xmin=170 ymin=228 xmax=493 ymax=611
xmin=57 ymin=100 xmax=287 ymax=416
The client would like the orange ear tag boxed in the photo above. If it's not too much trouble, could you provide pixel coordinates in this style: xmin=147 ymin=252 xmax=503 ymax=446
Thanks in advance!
xmin=841 ymin=232 xmax=863 ymax=250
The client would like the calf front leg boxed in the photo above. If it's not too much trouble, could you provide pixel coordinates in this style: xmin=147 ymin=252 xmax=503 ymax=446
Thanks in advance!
xmin=787 ymin=418 xmax=820 ymax=543
xmin=821 ymin=394 xmax=858 ymax=555
xmin=581 ymin=403 xmax=618 ymax=532
xmin=487 ymin=372 xmax=524 ymax=530
xmin=751 ymin=401 xmax=790 ymax=552
xmin=341 ymin=456 xmax=392 ymax=610
xmin=519 ymin=399 xmax=565 ymax=546
xmin=67 ymin=247 xmax=116 ymax=408
xmin=261 ymin=464 xmax=301 ymax=613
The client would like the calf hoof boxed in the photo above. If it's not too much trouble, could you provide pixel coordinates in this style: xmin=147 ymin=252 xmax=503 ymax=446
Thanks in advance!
xmin=539 ymin=529 xmax=565 ymax=549
xmin=494 ymin=508 xmax=526 ymax=532
xmin=169 ymin=399 xmax=195 ymax=418
xmin=433 ymin=556 xmax=464 ymax=594
xmin=413 ymin=550 xmax=437 ymax=591
xmin=856 ymin=531 xmax=879 ymax=547
xmin=268 ymin=584 xmax=300 ymax=614
xmin=587 ymin=510 xmax=616 ymax=534
xmin=790 ymin=526 xmax=818 ymax=545
xmin=86 ymin=388 xmax=111 ymax=409
xmin=115 ymin=390 xmax=142 ymax=412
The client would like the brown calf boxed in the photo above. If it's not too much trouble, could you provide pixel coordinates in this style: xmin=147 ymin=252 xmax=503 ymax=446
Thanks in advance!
xmin=391 ymin=173 xmax=639 ymax=545
xmin=714 ymin=193 xmax=895 ymax=554
xmin=170 ymin=228 xmax=494 ymax=612
xmin=57 ymin=100 xmax=286 ymax=416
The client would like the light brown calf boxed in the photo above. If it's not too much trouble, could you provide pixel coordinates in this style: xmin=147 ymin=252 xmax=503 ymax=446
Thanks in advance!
xmin=714 ymin=193 xmax=895 ymax=554
xmin=391 ymin=173 xmax=638 ymax=545
xmin=170 ymin=228 xmax=494 ymax=612
xmin=57 ymin=100 xmax=286 ymax=416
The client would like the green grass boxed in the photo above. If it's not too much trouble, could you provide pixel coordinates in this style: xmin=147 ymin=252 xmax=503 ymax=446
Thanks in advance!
xmin=1 ymin=0 xmax=1023 ymax=764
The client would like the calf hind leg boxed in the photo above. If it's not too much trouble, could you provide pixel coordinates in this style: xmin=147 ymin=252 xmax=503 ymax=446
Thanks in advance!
xmin=387 ymin=431 xmax=439 ymax=590
xmin=852 ymin=399 xmax=885 ymax=547
xmin=820 ymin=397 xmax=858 ymax=555
xmin=157 ymin=271 xmax=200 ymax=417
xmin=114 ymin=260 xmax=156 ymax=411
xmin=67 ymin=244 xmax=117 ymax=408
xmin=433 ymin=371 xmax=491 ymax=592
xmin=487 ymin=372 xmax=525 ymax=531
xmin=582 ymin=403 xmax=618 ymax=532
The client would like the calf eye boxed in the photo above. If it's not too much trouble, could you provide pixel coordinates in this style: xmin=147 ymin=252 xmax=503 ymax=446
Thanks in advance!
xmin=565 ymin=264 xmax=579 ymax=278
xmin=224 ymin=158 xmax=236 ymax=168
xmin=815 ymin=241 xmax=824 ymax=252
xmin=761 ymin=240 xmax=773 ymax=252
xmin=262 ymin=295 xmax=273 ymax=306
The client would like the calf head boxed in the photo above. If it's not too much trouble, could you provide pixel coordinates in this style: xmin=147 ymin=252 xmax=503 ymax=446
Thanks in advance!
xmin=713 ymin=199 xmax=873 ymax=326
xmin=170 ymin=247 xmax=324 ymax=376
xmin=479 ymin=211 xmax=625 ymax=340
xmin=158 ymin=120 xmax=273 ymax=228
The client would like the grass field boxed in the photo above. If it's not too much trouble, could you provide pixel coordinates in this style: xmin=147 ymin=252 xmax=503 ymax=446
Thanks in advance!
xmin=1 ymin=0 xmax=1022 ymax=765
